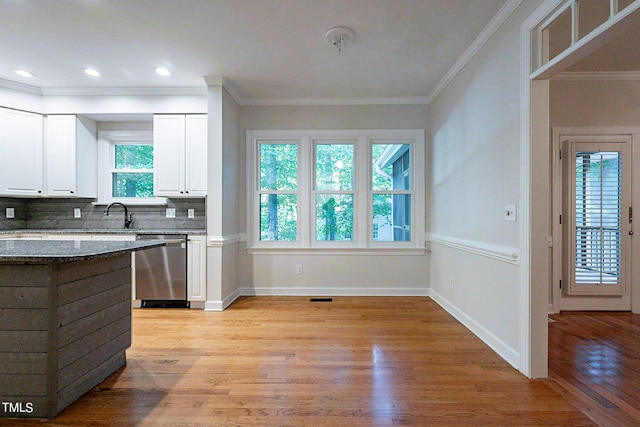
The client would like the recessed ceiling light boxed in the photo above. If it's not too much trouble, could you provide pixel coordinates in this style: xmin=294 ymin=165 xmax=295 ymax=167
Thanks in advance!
xmin=14 ymin=69 xmax=35 ymax=78
xmin=154 ymin=67 xmax=171 ymax=77
xmin=83 ymin=68 xmax=101 ymax=77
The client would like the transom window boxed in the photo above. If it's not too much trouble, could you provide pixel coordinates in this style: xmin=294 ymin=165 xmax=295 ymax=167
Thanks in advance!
xmin=247 ymin=130 xmax=425 ymax=250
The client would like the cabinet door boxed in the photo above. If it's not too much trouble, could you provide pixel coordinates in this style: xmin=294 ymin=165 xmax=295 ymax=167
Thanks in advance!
xmin=187 ymin=235 xmax=206 ymax=301
xmin=185 ymin=115 xmax=207 ymax=196
xmin=153 ymin=115 xmax=186 ymax=197
xmin=0 ymin=108 xmax=43 ymax=196
xmin=46 ymin=115 xmax=76 ymax=196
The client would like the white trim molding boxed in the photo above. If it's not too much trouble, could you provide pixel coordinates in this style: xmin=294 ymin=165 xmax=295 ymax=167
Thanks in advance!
xmin=552 ymin=71 xmax=640 ymax=81
xmin=429 ymin=288 xmax=520 ymax=369
xmin=204 ymin=288 xmax=241 ymax=312
xmin=240 ymin=286 xmax=429 ymax=297
xmin=0 ymin=77 xmax=42 ymax=95
xmin=207 ymin=233 xmax=243 ymax=247
xmin=429 ymin=0 xmax=525 ymax=101
xmin=428 ymin=233 xmax=520 ymax=264
xmin=40 ymin=86 xmax=207 ymax=96
xmin=240 ymin=96 xmax=430 ymax=106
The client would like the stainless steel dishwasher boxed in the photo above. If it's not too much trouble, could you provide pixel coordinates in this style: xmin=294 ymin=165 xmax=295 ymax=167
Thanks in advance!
xmin=135 ymin=234 xmax=188 ymax=307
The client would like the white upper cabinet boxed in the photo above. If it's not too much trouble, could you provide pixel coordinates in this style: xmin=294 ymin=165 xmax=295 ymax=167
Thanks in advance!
xmin=0 ymin=108 xmax=44 ymax=196
xmin=154 ymin=114 xmax=207 ymax=197
xmin=45 ymin=115 xmax=98 ymax=197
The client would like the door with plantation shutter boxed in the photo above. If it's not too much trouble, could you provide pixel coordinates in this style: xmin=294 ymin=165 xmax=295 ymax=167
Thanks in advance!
xmin=563 ymin=138 xmax=632 ymax=304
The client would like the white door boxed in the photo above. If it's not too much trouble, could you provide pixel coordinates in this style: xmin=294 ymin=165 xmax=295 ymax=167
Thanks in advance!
xmin=553 ymin=132 xmax=633 ymax=311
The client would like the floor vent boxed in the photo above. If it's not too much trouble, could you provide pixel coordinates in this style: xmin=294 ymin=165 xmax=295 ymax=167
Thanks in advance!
xmin=310 ymin=298 xmax=333 ymax=302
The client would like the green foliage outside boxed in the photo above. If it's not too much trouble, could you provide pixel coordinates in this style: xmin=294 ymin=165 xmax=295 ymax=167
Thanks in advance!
xmin=258 ymin=142 xmax=410 ymax=241
xmin=316 ymin=144 xmax=354 ymax=241
xmin=260 ymin=144 xmax=298 ymax=240
xmin=113 ymin=144 xmax=154 ymax=198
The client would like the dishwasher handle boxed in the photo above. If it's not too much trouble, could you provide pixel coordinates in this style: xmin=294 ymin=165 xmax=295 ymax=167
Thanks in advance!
xmin=156 ymin=238 xmax=185 ymax=245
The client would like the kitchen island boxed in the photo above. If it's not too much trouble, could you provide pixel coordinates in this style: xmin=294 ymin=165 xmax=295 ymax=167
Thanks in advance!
xmin=0 ymin=240 xmax=164 ymax=419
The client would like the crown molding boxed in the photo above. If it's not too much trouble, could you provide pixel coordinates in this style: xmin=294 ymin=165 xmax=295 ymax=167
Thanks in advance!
xmin=429 ymin=0 xmax=525 ymax=102
xmin=39 ymin=86 xmax=207 ymax=96
xmin=551 ymin=71 xmax=640 ymax=81
xmin=0 ymin=78 xmax=43 ymax=95
xmin=240 ymin=96 xmax=431 ymax=106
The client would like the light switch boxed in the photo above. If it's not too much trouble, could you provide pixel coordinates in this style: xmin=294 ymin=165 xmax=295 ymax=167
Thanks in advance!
xmin=504 ymin=204 xmax=517 ymax=222
xmin=166 ymin=208 xmax=176 ymax=218
xmin=74 ymin=208 xmax=82 ymax=218
xmin=187 ymin=208 xmax=195 ymax=219
xmin=6 ymin=207 xmax=15 ymax=219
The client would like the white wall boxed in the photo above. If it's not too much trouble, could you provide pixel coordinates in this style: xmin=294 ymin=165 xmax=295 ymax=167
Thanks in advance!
xmin=0 ymin=85 xmax=207 ymax=116
xmin=551 ymin=80 xmax=640 ymax=126
xmin=0 ymin=86 xmax=43 ymax=112
xmin=429 ymin=0 xmax=543 ymax=369
xmin=205 ymin=84 xmax=241 ymax=310
xmin=221 ymin=89 xmax=240 ymax=302
xmin=237 ymin=104 xmax=430 ymax=296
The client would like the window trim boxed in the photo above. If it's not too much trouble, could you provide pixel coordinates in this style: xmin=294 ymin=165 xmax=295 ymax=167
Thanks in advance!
xmin=97 ymin=130 xmax=166 ymax=205
xmin=246 ymin=129 xmax=425 ymax=251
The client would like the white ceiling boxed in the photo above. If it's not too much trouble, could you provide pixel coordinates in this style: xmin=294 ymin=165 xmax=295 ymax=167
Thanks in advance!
xmin=0 ymin=0 xmax=508 ymax=102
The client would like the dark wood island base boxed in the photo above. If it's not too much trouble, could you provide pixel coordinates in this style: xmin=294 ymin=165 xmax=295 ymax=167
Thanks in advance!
xmin=0 ymin=240 xmax=163 ymax=419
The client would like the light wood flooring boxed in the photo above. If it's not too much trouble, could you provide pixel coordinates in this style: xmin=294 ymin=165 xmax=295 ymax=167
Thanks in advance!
xmin=8 ymin=297 xmax=595 ymax=426
xmin=548 ymin=311 xmax=640 ymax=427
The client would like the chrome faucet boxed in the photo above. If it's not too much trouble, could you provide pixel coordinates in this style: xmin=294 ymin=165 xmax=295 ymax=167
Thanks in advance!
xmin=103 ymin=202 xmax=133 ymax=229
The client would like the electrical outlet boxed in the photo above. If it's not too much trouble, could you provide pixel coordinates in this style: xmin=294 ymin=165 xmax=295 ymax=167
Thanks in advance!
xmin=73 ymin=208 xmax=81 ymax=219
xmin=166 ymin=208 xmax=176 ymax=218
xmin=5 ymin=207 xmax=15 ymax=219
xmin=296 ymin=265 xmax=303 ymax=275
xmin=449 ymin=276 xmax=454 ymax=289
xmin=188 ymin=208 xmax=195 ymax=219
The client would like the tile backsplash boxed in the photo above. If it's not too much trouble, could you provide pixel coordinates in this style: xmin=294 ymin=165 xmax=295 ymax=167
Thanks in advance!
xmin=0 ymin=197 xmax=206 ymax=231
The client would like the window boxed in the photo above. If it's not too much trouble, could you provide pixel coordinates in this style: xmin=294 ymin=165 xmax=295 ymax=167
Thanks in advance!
xmin=111 ymin=144 xmax=154 ymax=198
xmin=315 ymin=142 xmax=354 ymax=241
xmin=372 ymin=143 xmax=411 ymax=242
xmin=247 ymin=130 xmax=425 ymax=251
xmin=98 ymin=130 xmax=163 ymax=204
xmin=259 ymin=142 xmax=298 ymax=241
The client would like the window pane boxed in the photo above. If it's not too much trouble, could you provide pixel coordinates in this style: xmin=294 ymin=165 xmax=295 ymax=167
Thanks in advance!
xmin=260 ymin=194 xmax=297 ymax=241
xmin=115 ymin=144 xmax=153 ymax=169
xmin=372 ymin=144 xmax=410 ymax=190
xmin=260 ymin=144 xmax=297 ymax=190
xmin=315 ymin=144 xmax=354 ymax=190
xmin=372 ymin=194 xmax=411 ymax=241
xmin=315 ymin=194 xmax=353 ymax=241
xmin=112 ymin=172 xmax=154 ymax=198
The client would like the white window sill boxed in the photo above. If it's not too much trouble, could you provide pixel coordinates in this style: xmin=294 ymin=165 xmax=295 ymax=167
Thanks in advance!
xmin=246 ymin=246 xmax=428 ymax=256
xmin=92 ymin=197 xmax=168 ymax=206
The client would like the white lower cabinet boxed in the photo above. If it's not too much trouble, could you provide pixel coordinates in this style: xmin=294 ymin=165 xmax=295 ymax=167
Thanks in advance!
xmin=187 ymin=235 xmax=206 ymax=304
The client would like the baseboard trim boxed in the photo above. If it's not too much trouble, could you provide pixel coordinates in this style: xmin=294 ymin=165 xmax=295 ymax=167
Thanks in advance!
xmin=429 ymin=288 xmax=520 ymax=370
xmin=204 ymin=288 xmax=241 ymax=311
xmin=239 ymin=286 xmax=429 ymax=297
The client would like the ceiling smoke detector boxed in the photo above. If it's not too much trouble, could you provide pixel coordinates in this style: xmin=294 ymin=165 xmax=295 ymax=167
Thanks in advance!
xmin=325 ymin=26 xmax=355 ymax=53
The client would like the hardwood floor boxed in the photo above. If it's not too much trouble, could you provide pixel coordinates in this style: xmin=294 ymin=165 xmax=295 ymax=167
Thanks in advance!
xmin=8 ymin=297 xmax=593 ymax=426
xmin=548 ymin=311 xmax=640 ymax=427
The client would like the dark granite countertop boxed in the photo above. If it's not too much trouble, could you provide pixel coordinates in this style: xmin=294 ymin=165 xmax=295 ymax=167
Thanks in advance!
xmin=0 ymin=240 xmax=166 ymax=263
xmin=0 ymin=229 xmax=206 ymax=235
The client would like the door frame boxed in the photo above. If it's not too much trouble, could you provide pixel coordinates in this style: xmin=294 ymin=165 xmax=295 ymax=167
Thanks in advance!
xmin=551 ymin=127 xmax=638 ymax=312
